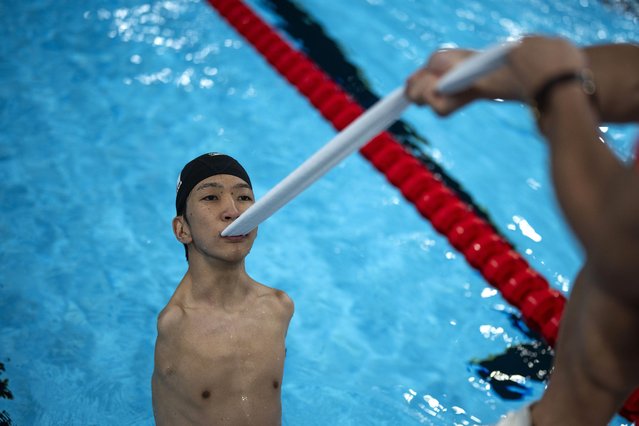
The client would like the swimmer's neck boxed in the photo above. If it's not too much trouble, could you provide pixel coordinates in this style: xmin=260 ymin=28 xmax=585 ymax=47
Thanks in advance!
xmin=181 ymin=257 xmax=252 ymax=308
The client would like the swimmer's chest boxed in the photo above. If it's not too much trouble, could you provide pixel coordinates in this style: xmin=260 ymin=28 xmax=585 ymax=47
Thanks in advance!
xmin=161 ymin=308 xmax=286 ymax=397
xmin=183 ymin=311 xmax=285 ymax=360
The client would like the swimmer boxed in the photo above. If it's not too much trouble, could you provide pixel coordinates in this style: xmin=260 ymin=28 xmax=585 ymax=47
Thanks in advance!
xmin=152 ymin=153 xmax=294 ymax=425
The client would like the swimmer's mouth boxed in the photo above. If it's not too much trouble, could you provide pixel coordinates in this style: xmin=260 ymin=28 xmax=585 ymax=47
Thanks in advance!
xmin=221 ymin=233 xmax=248 ymax=241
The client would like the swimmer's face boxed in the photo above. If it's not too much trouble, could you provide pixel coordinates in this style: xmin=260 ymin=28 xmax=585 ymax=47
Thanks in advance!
xmin=175 ymin=174 xmax=257 ymax=263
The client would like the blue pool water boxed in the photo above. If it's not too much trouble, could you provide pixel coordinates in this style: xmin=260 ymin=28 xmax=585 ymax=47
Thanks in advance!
xmin=1 ymin=0 xmax=637 ymax=424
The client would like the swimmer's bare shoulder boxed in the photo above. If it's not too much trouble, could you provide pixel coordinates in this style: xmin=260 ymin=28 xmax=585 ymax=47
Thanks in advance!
xmin=152 ymin=302 xmax=185 ymax=376
xmin=157 ymin=302 xmax=183 ymax=328
xmin=253 ymin=281 xmax=295 ymax=320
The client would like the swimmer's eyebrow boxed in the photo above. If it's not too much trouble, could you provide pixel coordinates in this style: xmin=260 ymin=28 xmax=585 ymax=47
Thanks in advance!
xmin=195 ymin=182 xmax=251 ymax=191
xmin=233 ymin=183 xmax=252 ymax=190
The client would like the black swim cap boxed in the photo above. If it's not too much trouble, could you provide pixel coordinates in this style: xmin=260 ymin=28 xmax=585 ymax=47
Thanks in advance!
xmin=175 ymin=153 xmax=252 ymax=215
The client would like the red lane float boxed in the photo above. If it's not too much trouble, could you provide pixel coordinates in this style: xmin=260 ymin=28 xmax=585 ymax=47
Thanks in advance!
xmin=207 ymin=0 xmax=639 ymax=420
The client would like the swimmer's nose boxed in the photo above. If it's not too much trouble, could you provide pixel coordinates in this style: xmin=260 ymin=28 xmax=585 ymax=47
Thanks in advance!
xmin=222 ymin=198 xmax=241 ymax=222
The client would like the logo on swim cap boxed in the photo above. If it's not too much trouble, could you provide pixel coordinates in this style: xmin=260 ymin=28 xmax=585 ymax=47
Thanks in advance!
xmin=176 ymin=154 xmax=221 ymax=193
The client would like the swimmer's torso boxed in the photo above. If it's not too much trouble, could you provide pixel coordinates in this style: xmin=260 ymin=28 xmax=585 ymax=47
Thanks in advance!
xmin=152 ymin=283 xmax=293 ymax=426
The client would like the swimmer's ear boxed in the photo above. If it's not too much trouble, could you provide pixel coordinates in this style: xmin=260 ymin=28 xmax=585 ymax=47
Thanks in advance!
xmin=173 ymin=216 xmax=192 ymax=244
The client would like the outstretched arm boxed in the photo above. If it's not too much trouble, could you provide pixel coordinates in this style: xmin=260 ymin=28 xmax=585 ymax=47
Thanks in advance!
xmin=406 ymin=38 xmax=639 ymax=122
xmin=407 ymin=37 xmax=639 ymax=296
